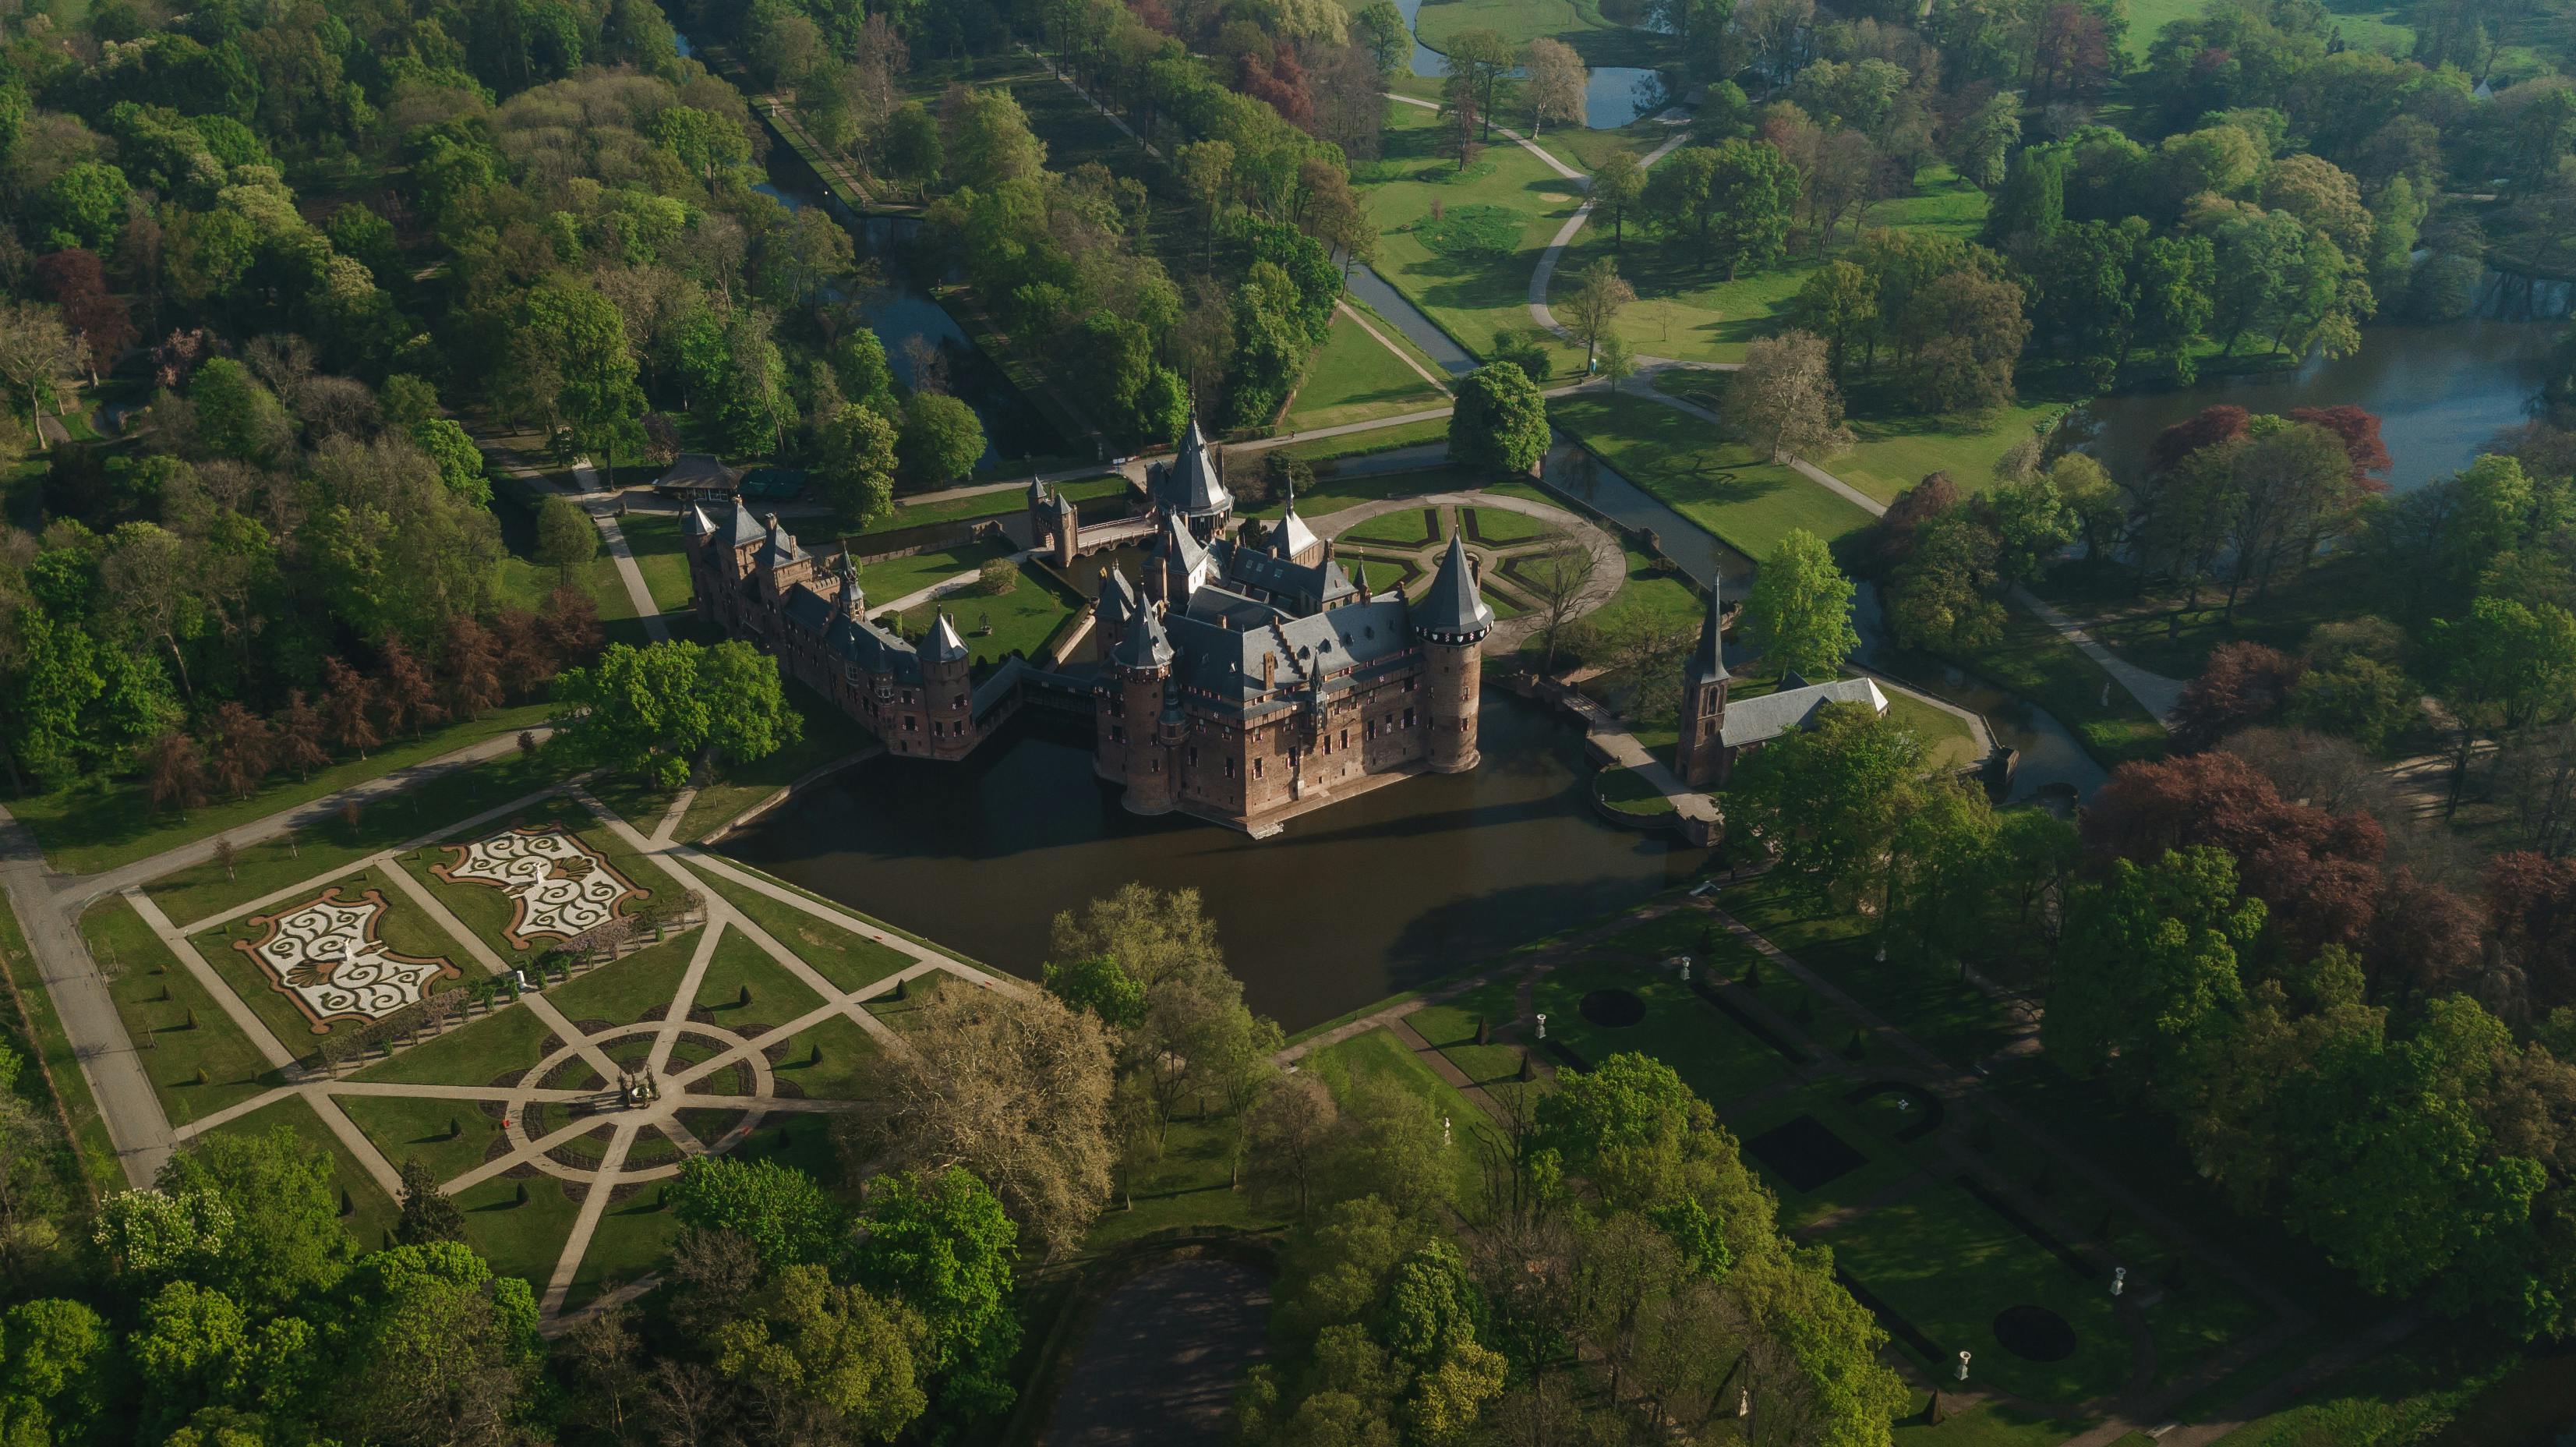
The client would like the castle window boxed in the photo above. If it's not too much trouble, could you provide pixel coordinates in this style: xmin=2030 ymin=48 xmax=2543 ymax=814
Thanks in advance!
xmin=1340 ymin=729 xmax=1348 ymax=750
xmin=1405 ymin=678 xmax=1417 ymax=692
xmin=1188 ymin=745 xmax=1199 ymax=766
xmin=954 ymin=695 xmax=966 ymax=709
xmin=1150 ymin=758 xmax=1161 ymax=773
xmin=1225 ymin=757 xmax=1236 ymax=778
xmin=1404 ymin=707 xmax=1416 ymax=728
xmin=1254 ymin=757 xmax=1264 ymax=779
xmin=903 ymin=716 xmax=917 ymax=732
xmin=1111 ymin=724 xmax=1125 ymax=744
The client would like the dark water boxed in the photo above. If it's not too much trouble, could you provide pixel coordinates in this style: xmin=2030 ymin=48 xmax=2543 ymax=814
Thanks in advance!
xmin=1390 ymin=0 xmax=1663 ymax=127
xmin=719 ymin=688 xmax=1710 ymax=1028
xmin=2066 ymin=320 xmax=2559 ymax=492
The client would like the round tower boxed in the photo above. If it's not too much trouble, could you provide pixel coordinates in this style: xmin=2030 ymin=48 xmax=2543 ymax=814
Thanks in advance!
xmin=1413 ymin=532 xmax=1495 ymax=774
xmin=921 ymin=613 xmax=975 ymax=761
xmin=1103 ymin=602 xmax=1179 ymax=814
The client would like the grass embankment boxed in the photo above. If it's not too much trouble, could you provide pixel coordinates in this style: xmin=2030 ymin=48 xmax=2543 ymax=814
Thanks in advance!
xmin=1888 ymin=601 xmax=2168 ymax=769
xmin=1284 ymin=310 xmax=1452 ymax=433
xmin=1551 ymin=390 xmax=1876 ymax=556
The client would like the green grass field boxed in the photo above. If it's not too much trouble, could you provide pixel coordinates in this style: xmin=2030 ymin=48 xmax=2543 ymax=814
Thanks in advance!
xmin=1464 ymin=504 xmax=1562 ymax=544
xmin=1532 ymin=957 xmax=1793 ymax=1106
xmin=335 ymin=1090 xmax=513 ymax=1184
xmin=1410 ymin=0 xmax=1668 ymax=67
xmin=1345 ymin=507 xmax=1439 ymax=546
xmin=1550 ymin=391 xmax=1876 ymax=555
xmin=1888 ymin=600 xmax=2168 ymax=768
xmin=1885 ymin=692 xmax=1981 ymax=772
xmin=855 ymin=539 xmax=1019 ymax=612
xmin=1302 ymin=1025 xmax=1492 ymax=1205
xmin=351 ymin=989 xmax=559 ymax=1088
xmin=617 ymin=511 xmax=694 ymax=614
xmin=895 ymin=561 xmax=1080 ymax=665
xmin=705 ymin=876 xmax=915 ymax=996
xmin=542 ymin=927 xmax=709 ymax=1028
xmin=1596 ymin=765 xmax=1678 ymax=815
xmin=83 ymin=897 xmax=285 ymax=1127
xmin=882 ymin=475 xmax=1129 ymax=532
xmin=1285 ymin=310 xmax=1451 ymax=432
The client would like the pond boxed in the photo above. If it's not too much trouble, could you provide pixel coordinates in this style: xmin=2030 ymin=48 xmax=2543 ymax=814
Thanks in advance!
xmin=719 ymin=687 xmax=1711 ymax=1031
xmin=1388 ymin=0 xmax=1667 ymax=128
xmin=2065 ymin=319 xmax=2560 ymax=492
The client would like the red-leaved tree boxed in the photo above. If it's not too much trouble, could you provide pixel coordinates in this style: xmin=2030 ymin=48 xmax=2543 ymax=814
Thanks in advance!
xmin=2169 ymin=642 xmax=2308 ymax=752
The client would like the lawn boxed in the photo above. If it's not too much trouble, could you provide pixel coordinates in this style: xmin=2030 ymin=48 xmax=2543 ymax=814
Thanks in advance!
xmin=765 ymin=1010 xmax=882 ymax=1099
xmin=705 ymin=876 xmax=915 ymax=995
xmin=1596 ymin=766 xmax=1677 ymax=816
xmin=687 ymin=930 xmax=827 ymax=1030
xmin=1302 ymin=1026 xmax=1491 ymax=1205
xmin=866 ymin=967 xmax=959 ymax=1035
xmin=16 ymin=703 xmax=558 ymax=879
xmin=1357 ymin=103 xmax=1592 ymax=379
xmin=82 ymin=897 xmax=284 ymax=1127
xmin=352 ymin=991 xmax=559 ymax=1088
xmin=1344 ymin=506 xmax=1440 ymax=547
xmin=1410 ymin=0 xmax=1670 ymax=68
xmin=1886 ymin=692 xmax=1981 ymax=772
xmin=139 ymin=740 xmax=578 ymax=929
xmin=541 ymin=927 xmax=709 ymax=1028
xmin=1408 ymin=974 xmax=1535 ymax=1091
xmin=1834 ymin=398 xmax=2070 ymax=506
xmin=1284 ymin=310 xmax=1451 ymax=433
xmin=854 ymin=538 xmax=1019 ymax=610
xmin=491 ymin=490 xmax=640 ymax=623
xmin=335 ymin=1090 xmax=513 ymax=1183
xmin=617 ymin=511 xmax=694 ymax=614
xmin=456 ymin=1170 xmax=582 ymax=1290
xmin=882 ymin=475 xmax=1129 ymax=533
xmin=1080 ymin=1108 xmax=1292 ymax=1254
xmin=1819 ymin=1181 xmax=2136 ymax=1404
xmin=1550 ymin=391 xmax=1877 ymax=557
xmin=1463 ymin=505 xmax=1562 ymax=545
xmin=189 ymin=865 xmax=472 ymax=1053
xmin=199 ymin=1095 xmax=401 ymax=1252
xmin=565 ymin=1188 xmax=687 ymax=1311
xmin=1277 ymin=416 xmax=1455 ymax=467
xmin=2035 ymin=551 xmax=2375 ymax=684
xmin=1531 ymin=957 xmax=1793 ymax=1107
xmin=1245 ymin=465 xmax=1474 ymax=521
xmin=895 ymin=561 xmax=1080 ymax=666
xmin=1885 ymin=599 xmax=2168 ymax=768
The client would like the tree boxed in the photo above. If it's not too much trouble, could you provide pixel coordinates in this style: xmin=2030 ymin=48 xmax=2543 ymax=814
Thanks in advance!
xmin=898 ymin=393 xmax=985 ymax=487
xmin=1703 ymin=141 xmax=1800 ymax=278
xmin=33 ymin=249 xmax=136 ymax=384
xmin=1537 ymin=1052 xmax=1743 ymax=1209
xmin=712 ymin=1265 xmax=926 ymax=1441
xmin=1790 ymin=260 xmax=1876 ymax=377
xmin=2170 ymin=642 xmax=2307 ymax=752
xmin=1042 ymin=955 xmax=1148 ymax=1028
xmin=324 ymin=1243 xmax=542 ymax=1447
xmin=1446 ymin=29 xmax=1518 ymax=141
xmin=879 ymin=103 xmax=942 ymax=194
xmin=1730 ymin=701 xmax=1924 ymax=907
xmin=534 ymin=494 xmax=597 ymax=575
xmin=1521 ymin=543 xmax=1593 ymax=676
xmin=203 ymin=702 xmax=271 ymax=801
xmin=155 ymin=1123 xmax=352 ymax=1315
xmin=1723 ymin=331 xmax=1852 ymax=462
xmin=0 ymin=302 xmax=80 ymax=449
xmin=1176 ymin=140 xmax=1236 ymax=257
xmin=817 ymin=403 xmax=900 ymax=526
xmin=2435 ymin=596 xmax=2576 ymax=810
xmin=551 ymin=639 xmax=802 ymax=790
xmin=849 ymin=1167 xmax=1020 ymax=1418
xmin=141 ymin=730 xmax=208 ymax=816
xmin=668 ymin=1157 xmax=842 ymax=1270
xmin=1248 ymin=1074 xmax=1339 ymax=1215
xmin=1561 ymin=260 xmax=1635 ymax=373
xmin=952 ymin=87 xmax=1048 ymax=190
xmin=1522 ymin=38 xmax=1588 ymax=136
xmin=846 ymin=985 xmax=1114 ymax=1258
xmin=1591 ymin=151 xmax=1645 ymax=249
xmin=1356 ymin=1 xmax=1410 ymax=71
xmin=394 ymin=1159 xmax=465 ymax=1246
xmin=1449 ymin=363 xmax=1549 ymax=477
xmin=2050 ymin=847 xmax=2264 ymax=1099
xmin=1744 ymin=529 xmax=1860 ymax=681
xmin=1989 ymin=470 xmax=2080 ymax=585
xmin=35 ymin=162 xmax=131 ymax=252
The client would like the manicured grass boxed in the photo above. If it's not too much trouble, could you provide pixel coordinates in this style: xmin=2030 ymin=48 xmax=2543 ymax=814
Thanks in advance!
xmin=1820 ymin=1180 xmax=2135 ymax=1403
xmin=491 ymin=494 xmax=640 ymax=623
xmin=1080 ymin=1108 xmax=1291 ymax=1254
xmin=1352 ymin=557 xmax=1415 ymax=593
xmin=334 ymin=1090 xmax=513 ymax=1184
xmin=1359 ymin=103 xmax=1590 ymax=378
xmin=1345 ymin=295 xmax=1458 ymax=387
xmin=689 ymin=929 xmax=828 ymax=1030
xmin=896 ymin=561 xmax=1079 ymax=666
xmin=865 ymin=967 xmax=959 ymax=1035
xmin=882 ymin=476 xmax=1129 ymax=533
xmin=1888 ymin=600 xmax=2168 ymax=768
xmin=457 ymin=1170 xmax=582 ymax=1290
xmin=1720 ymin=875 xmax=2027 ymax=1071
xmin=1830 ymin=399 xmax=2069 ymax=505
xmin=1345 ymin=507 xmax=1438 ymax=547
xmin=189 ymin=866 xmax=472 ymax=1051
xmin=767 ymin=1010 xmax=881 ymax=1099
xmin=1596 ymin=766 xmax=1677 ymax=816
xmin=200 ymin=1095 xmax=401 ymax=1252
xmin=1532 ymin=958 xmax=1790 ymax=1108
xmin=138 ymin=741 xmax=576 ymax=929
xmin=1408 ymin=975 xmax=1535 ymax=1091
xmin=1550 ymin=391 xmax=1876 ymax=556
xmin=83 ymin=897 xmax=284 ymax=1127
xmin=1892 ymin=1400 xmax=2101 ymax=1447
xmin=854 ymin=539 xmax=1019 ymax=610
xmin=566 ymin=1187 xmax=687 ymax=1311
xmin=15 ymin=705 xmax=558 ymax=879
xmin=0 ymin=893 xmax=124 ymax=1197
xmin=667 ymin=681 xmax=879 ymax=844
xmin=1464 ymin=505 xmax=1561 ymax=544
xmin=542 ymin=926 xmax=709 ymax=1028
xmin=1245 ymin=465 xmax=1472 ymax=522
xmin=2036 ymin=552 xmax=2374 ymax=685
xmin=1886 ymin=692 xmax=1981 ymax=773
xmin=705 ymin=876 xmax=914 ymax=995
xmin=1285 ymin=310 xmax=1451 ymax=432
xmin=352 ymin=993 xmax=557 ymax=1088
xmin=617 ymin=511 xmax=694 ymax=614
xmin=1277 ymin=416 xmax=1455 ymax=465
xmin=1410 ymin=0 xmax=1669 ymax=67
xmin=1303 ymin=1026 xmax=1490 ymax=1205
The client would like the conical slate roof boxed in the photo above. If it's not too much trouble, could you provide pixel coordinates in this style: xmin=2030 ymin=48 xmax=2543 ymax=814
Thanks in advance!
xmin=1095 ymin=565 xmax=1138 ymax=623
xmin=1161 ymin=414 xmax=1231 ymax=517
xmin=925 ymin=612 xmax=970 ymax=663
xmin=1412 ymin=532 xmax=1494 ymax=641
xmin=1688 ymin=575 xmax=1726 ymax=685
xmin=684 ymin=503 xmax=716 ymax=539
xmin=1113 ymin=603 xmax=1175 ymax=669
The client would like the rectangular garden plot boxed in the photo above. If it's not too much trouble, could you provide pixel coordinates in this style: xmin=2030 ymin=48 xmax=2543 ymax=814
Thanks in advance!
xmin=191 ymin=869 xmax=472 ymax=1053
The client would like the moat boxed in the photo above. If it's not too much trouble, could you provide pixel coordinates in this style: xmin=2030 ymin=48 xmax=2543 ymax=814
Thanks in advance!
xmin=718 ymin=688 xmax=1709 ymax=1029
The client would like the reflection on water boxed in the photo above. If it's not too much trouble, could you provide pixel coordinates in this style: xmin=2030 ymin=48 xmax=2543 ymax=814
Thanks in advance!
xmin=2068 ymin=320 xmax=2558 ymax=492
xmin=719 ymin=690 xmax=1710 ymax=1029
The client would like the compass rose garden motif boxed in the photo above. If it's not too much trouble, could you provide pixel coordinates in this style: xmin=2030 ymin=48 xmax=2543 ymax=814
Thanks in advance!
xmin=233 ymin=888 xmax=462 ymax=1031
xmin=432 ymin=826 xmax=646 ymax=948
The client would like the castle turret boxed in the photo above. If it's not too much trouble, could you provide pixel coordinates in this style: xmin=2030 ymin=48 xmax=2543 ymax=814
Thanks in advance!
xmin=832 ymin=550 xmax=865 ymax=621
xmin=1098 ymin=603 xmax=1179 ymax=813
xmin=1093 ymin=565 xmax=1138 ymax=663
xmin=1412 ymin=532 xmax=1493 ymax=773
xmin=922 ymin=612 xmax=974 ymax=760
xmin=1676 ymin=578 xmax=1730 ymax=787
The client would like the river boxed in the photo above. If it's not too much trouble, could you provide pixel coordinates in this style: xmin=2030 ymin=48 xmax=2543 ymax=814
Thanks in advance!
xmin=1386 ymin=0 xmax=1666 ymax=128
xmin=2066 ymin=319 xmax=2560 ymax=491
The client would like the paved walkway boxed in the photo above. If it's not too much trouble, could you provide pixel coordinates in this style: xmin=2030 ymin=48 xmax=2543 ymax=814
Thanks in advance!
xmin=2014 ymin=588 xmax=2186 ymax=722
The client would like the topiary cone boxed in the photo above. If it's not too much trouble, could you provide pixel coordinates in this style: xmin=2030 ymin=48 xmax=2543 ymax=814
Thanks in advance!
xmin=514 ymin=1180 xmax=530 ymax=1207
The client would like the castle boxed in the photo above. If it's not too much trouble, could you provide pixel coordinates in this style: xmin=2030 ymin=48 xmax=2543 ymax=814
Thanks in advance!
xmin=681 ymin=417 xmax=1493 ymax=835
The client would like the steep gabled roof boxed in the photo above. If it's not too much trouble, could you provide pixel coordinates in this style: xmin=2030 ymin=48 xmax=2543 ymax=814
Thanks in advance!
xmin=1271 ymin=503 xmax=1320 ymax=560
xmin=1113 ymin=603 xmax=1175 ymax=669
xmin=1412 ymin=532 xmax=1493 ymax=641
xmin=1688 ymin=576 xmax=1726 ymax=685
xmin=1158 ymin=414 xmax=1231 ymax=517
xmin=1718 ymin=677 xmax=1889 ymax=748
xmin=1096 ymin=565 xmax=1139 ymax=623
xmin=726 ymin=506 xmax=764 ymax=547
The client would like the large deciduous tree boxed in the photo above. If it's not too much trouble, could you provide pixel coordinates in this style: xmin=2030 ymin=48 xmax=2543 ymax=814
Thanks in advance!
xmin=1743 ymin=528 xmax=1859 ymax=681
xmin=550 ymin=639 xmax=800 ymax=790
xmin=1723 ymin=330 xmax=1852 ymax=462
xmin=1449 ymin=363 xmax=1549 ymax=477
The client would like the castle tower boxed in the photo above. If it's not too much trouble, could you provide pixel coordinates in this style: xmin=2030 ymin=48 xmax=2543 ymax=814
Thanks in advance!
xmin=1099 ymin=603 xmax=1178 ymax=813
xmin=1025 ymin=476 xmax=1048 ymax=544
xmin=1093 ymin=565 xmax=1138 ymax=663
xmin=922 ymin=612 xmax=975 ymax=761
xmin=1053 ymin=490 xmax=1080 ymax=568
xmin=1676 ymin=579 xmax=1730 ymax=787
xmin=832 ymin=550 xmax=864 ymax=621
xmin=1412 ymin=532 xmax=1494 ymax=773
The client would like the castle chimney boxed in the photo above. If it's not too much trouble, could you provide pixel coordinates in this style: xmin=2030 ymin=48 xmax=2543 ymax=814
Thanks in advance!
xmin=1262 ymin=652 xmax=1277 ymax=689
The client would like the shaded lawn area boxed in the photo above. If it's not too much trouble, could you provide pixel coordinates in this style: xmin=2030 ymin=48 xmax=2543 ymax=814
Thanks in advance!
xmin=688 ymin=929 xmax=827 ymax=1026
xmin=490 ymin=493 xmax=639 ymax=623
xmin=2035 ymin=552 xmax=2375 ymax=684
xmin=1829 ymin=397 xmax=2069 ymax=506
xmin=1891 ymin=1401 xmax=2104 ymax=1447
xmin=882 ymin=475 xmax=1128 ymax=533
xmin=1597 ymin=766 xmax=1677 ymax=815
xmin=1285 ymin=310 xmax=1450 ymax=432
xmin=1408 ymin=973 xmax=1535 ymax=1091
xmin=539 ymin=926 xmax=708 ymax=1028
xmin=1722 ymin=1079 xmax=1938 ymax=1230
xmin=666 ymin=681 xmax=879 ymax=844
xmin=1304 ymin=1026 xmax=1490 ymax=1205
xmin=1358 ymin=103 xmax=1591 ymax=377
xmin=1557 ymin=168 xmax=1990 ymax=368
xmin=0 ymin=893 xmax=125 ymax=1197
xmin=139 ymin=738 xmax=578 ymax=929
xmin=1718 ymin=874 xmax=2028 ymax=1071
xmin=82 ymin=897 xmax=284 ymax=1127
xmin=1279 ymin=417 xmax=1455 ymax=466
xmin=17 ymin=703 xmax=557 ymax=879
xmin=1886 ymin=692 xmax=1980 ymax=772
xmin=1531 ymin=957 xmax=1791 ymax=1107
xmin=857 ymin=538 xmax=1018 ymax=609
xmin=457 ymin=1170 xmax=582 ymax=1291
xmin=190 ymin=866 xmax=473 ymax=1053
xmin=1818 ymin=1181 xmax=2136 ymax=1404
xmin=1080 ymin=1109 xmax=1292 ymax=1254
xmin=352 ymin=992 xmax=557 ymax=1088
xmin=335 ymin=1089 xmax=512 ymax=1183
xmin=1885 ymin=600 xmax=2168 ymax=768
xmin=1244 ymin=465 xmax=1475 ymax=521
xmin=1412 ymin=0 xmax=1670 ymax=65
xmin=200 ymin=1095 xmax=400 ymax=1251
xmin=1345 ymin=295 xmax=1458 ymax=386
xmin=865 ymin=967 xmax=958 ymax=1035
xmin=1550 ymin=391 xmax=1875 ymax=557
xmin=768 ymin=1010 xmax=880 ymax=1099
xmin=565 ymin=1188 xmax=687 ymax=1311
xmin=706 ymin=876 xmax=915 ymax=995
xmin=617 ymin=511 xmax=694 ymax=614
xmin=896 ymin=561 xmax=1079 ymax=666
